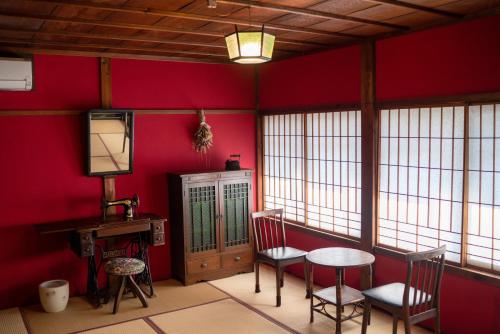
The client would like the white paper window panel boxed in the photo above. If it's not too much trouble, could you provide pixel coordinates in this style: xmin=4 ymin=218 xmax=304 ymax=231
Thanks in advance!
xmin=378 ymin=110 xmax=466 ymax=260
xmin=420 ymin=108 xmax=431 ymax=137
xmin=389 ymin=109 xmax=399 ymax=136
xmin=467 ymin=105 xmax=500 ymax=271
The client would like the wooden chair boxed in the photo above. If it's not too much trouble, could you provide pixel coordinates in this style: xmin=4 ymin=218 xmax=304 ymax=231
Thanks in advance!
xmin=251 ymin=208 xmax=308 ymax=307
xmin=361 ymin=245 xmax=446 ymax=334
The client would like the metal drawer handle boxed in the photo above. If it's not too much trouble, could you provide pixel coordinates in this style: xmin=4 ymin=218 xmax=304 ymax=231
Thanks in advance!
xmin=155 ymin=226 xmax=161 ymax=231
xmin=201 ymin=263 xmax=208 ymax=268
xmin=235 ymin=256 xmax=241 ymax=262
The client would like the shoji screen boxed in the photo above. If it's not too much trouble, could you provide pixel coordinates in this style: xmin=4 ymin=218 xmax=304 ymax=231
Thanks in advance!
xmin=263 ymin=114 xmax=305 ymax=222
xmin=306 ymin=111 xmax=362 ymax=237
xmin=378 ymin=107 xmax=464 ymax=263
xmin=467 ymin=103 xmax=500 ymax=272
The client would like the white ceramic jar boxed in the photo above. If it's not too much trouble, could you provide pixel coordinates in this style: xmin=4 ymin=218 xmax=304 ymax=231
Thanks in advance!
xmin=38 ymin=280 xmax=69 ymax=312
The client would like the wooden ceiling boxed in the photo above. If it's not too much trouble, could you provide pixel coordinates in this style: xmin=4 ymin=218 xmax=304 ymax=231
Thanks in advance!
xmin=0 ymin=0 xmax=499 ymax=63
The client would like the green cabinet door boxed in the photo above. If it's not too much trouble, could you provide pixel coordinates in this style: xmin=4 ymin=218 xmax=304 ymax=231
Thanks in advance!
xmin=188 ymin=184 xmax=217 ymax=253
xmin=223 ymin=181 xmax=250 ymax=248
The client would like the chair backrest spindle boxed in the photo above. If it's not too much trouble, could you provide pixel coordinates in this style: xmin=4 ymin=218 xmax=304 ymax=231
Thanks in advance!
xmin=251 ymin=209 xmax=286 ymax=252
xmin=403 ymin=245 xmax=446 ymax=316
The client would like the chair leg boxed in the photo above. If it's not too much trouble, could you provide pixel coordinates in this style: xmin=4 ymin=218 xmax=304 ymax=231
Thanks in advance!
xmin=403 ymin=316 xmax=411 ymax=334
xmin=275 ymin=266 xmax=281 ymax=307
xmin=392 ymin=315 xmax=398 ymax=334
xmin=128 ymin=275 xmax=148 ymax=308
xmin=113 ymin=276 xmax=126 ymax=314
xmin=280 ymin=267 xmax=284 ymax=287
xmin=309 ymin=292 xmax=314 ymax=323
xmin=255 ymin=262 xmax=260 ymax=293
xmin=304 ymin=261 xmax=311 ymax=298
xmin=435 ymin=310 xmax=441 ymax=334
xmin=361 ymin=301 xmax=371 ymax=334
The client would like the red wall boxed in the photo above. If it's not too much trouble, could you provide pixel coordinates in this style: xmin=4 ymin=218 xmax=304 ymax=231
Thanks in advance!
xmin=259 ymin=45 xmax=361 ymax=109
xmin=0 ymin=55 xmax=100 ymax=110
xmin=377 ymin=14 xmax=500 ymax=100
xmin=112 ymin=58 xmax=255 ymax=109
xmin=0 ymin=55 xmax=256 ymax=309
xmin=261 ymin=15 xmax=500 ymax=334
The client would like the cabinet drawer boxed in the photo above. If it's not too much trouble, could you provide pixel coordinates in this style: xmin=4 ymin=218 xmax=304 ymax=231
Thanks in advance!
xmin=151 ymin=221 xmax=164 ymax=233
xmin=80 ymin=243 xmax=95 ymax=257
xmin=187 ymin=256 xmax=220 ymax=274
xmin=151 ymin=232 xmax=165 ymax=246
xmin=222 ymin=251 xmax=253 ymax=269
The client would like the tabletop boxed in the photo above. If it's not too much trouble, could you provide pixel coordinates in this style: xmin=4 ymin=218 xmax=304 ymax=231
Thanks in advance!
xmin=36 ymin=213 xmax=164 ymax=234
xmin=306 ymin=247 xmax=375 ymax=268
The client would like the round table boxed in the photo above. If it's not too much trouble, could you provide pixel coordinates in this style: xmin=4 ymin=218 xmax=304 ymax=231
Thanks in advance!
xmin=306 ymin=247 xmax=375 ymax=334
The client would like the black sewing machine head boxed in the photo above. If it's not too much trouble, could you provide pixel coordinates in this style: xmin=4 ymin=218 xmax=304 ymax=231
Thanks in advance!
xmin=102 ymin=193 xmax=140 ymax=220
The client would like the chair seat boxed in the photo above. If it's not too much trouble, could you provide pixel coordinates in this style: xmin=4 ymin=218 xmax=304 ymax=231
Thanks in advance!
xmin=105 ymin=257 xmax=145 ymax=276
xmin=259 ymin=247 xmax=307 ymax=261
xmin=362 ymin=282 xmax=431 ymax=308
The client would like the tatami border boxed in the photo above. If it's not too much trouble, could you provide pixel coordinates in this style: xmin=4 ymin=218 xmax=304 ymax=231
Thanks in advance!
xmin=207 ymin=282 xmax=301 ymax=334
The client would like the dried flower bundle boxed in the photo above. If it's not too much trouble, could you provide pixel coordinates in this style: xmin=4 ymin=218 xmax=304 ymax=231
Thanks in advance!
xmin=194 ymin=109 xmax=213 ymax=153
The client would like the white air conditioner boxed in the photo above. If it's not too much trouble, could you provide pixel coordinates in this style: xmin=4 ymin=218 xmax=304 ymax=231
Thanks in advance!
xmin=0 ymin=58 xmax=33 ymax=91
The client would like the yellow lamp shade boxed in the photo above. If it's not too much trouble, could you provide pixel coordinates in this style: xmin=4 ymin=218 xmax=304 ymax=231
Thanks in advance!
xmin=225 ymin=26 xmax=275 ymax=64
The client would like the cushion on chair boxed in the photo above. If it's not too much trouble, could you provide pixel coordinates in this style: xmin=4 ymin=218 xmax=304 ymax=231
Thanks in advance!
xmin=105 ymin=257 xmax=145 ymax=276
xmin=362 ymin=282 xmax=431 ymax=307
xmin=259 ymin=247 xmax=307 ymax=261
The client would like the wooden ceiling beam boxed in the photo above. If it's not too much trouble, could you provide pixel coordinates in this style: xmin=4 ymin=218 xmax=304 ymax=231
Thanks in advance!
xmin=0 ymin=27 xmax=227 ymax=49
xmin=218 ymin=0 xmax=408 ymax=31
xmin=29 ymin=0 xmax=362 ymax=39
xmin=0 ymin=12 xmax=329 ymax=48
xmin=367 ymin=0 xmax=463 ymax=19
xmin=0 ymin=27 xmax=297 ymax=54
xmin=1 ymin=46 xmax=227 ymax=64
xmin=0 ymin=37 xmax=229 ymax=58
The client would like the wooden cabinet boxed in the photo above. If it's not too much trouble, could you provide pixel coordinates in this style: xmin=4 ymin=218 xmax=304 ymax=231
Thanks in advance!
xmin=169 ymin=170 xmax=254 ymax=285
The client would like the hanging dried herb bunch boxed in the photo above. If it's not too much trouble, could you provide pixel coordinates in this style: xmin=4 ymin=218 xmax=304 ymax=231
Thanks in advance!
xmin=194 ymin=109 xmax=213 ymax=153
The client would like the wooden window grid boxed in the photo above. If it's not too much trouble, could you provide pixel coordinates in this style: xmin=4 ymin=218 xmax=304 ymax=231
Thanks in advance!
xmin=378 ymin=107 xmax=464 ymax=263
xmin=263 ymin=110 xmax=361 ymax=238
xmin=377 ymin=103 xmax=500 ymax=275
xmin=260 ymin=100 xmax=500 ymax=276
xmin=264 ymin=114 xmax=306 ymax=223
xmin=467 ymin=103 xmax=500 ymax=273
xmin=306 ymin=111 xmax=362 ymax=237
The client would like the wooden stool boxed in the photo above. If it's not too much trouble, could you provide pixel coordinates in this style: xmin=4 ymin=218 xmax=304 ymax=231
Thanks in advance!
xmin=104 ymin=257 xmax=149 ymax=314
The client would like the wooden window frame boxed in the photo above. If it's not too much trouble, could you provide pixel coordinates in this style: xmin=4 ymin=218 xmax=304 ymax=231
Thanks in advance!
xmin=258 ymin=94 xmax=500 ymax=287
xmin=374 ymin=97 xmax=500 ymax=286
xmin=260 ymin=108 xmax=363 ymax=241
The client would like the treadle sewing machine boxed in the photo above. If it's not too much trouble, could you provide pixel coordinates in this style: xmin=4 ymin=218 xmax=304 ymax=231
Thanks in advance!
xmin=37 ymin=195 xmax=165 ymax=307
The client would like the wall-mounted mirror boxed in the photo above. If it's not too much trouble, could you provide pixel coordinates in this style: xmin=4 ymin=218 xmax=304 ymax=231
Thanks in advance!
xmin=87 ymin=110 xmax=134 ymax=176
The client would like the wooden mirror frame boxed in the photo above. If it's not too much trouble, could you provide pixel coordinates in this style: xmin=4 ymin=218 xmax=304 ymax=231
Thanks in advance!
xmin=86 ymin=109 xmax=134 ymax=176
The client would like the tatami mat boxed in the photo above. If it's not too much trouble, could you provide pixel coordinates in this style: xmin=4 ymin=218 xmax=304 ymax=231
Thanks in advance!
xmin=6 ymin=267 xmax=435 ymax=334
xmin=150 ymin=298 xmax=290 ymax=334
xmin=22 ymin=279 xmax=227 ymax=334
xmin=0 ymin=307 xmax=28 ymax=334
xmin=77 ymin=319 xmax=157 ymax=334
xmin=210 ymin=265 xmax=432 ymax=334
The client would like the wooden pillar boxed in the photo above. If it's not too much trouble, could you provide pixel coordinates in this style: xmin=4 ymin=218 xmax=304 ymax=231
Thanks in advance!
xmin=100 ymin=57 xmax=112 ymax=109
xmin=255 ymin=66 xmax=264 ymax=211
xmin=360 ymin=41 xmax=377 ymax=289
xmin=100 ymin=57 xmax=115 ymax=215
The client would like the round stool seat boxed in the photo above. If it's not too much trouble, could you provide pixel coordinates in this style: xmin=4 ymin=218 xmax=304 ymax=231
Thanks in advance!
xmin=105 ymin=257 xmax=145 ymax=276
